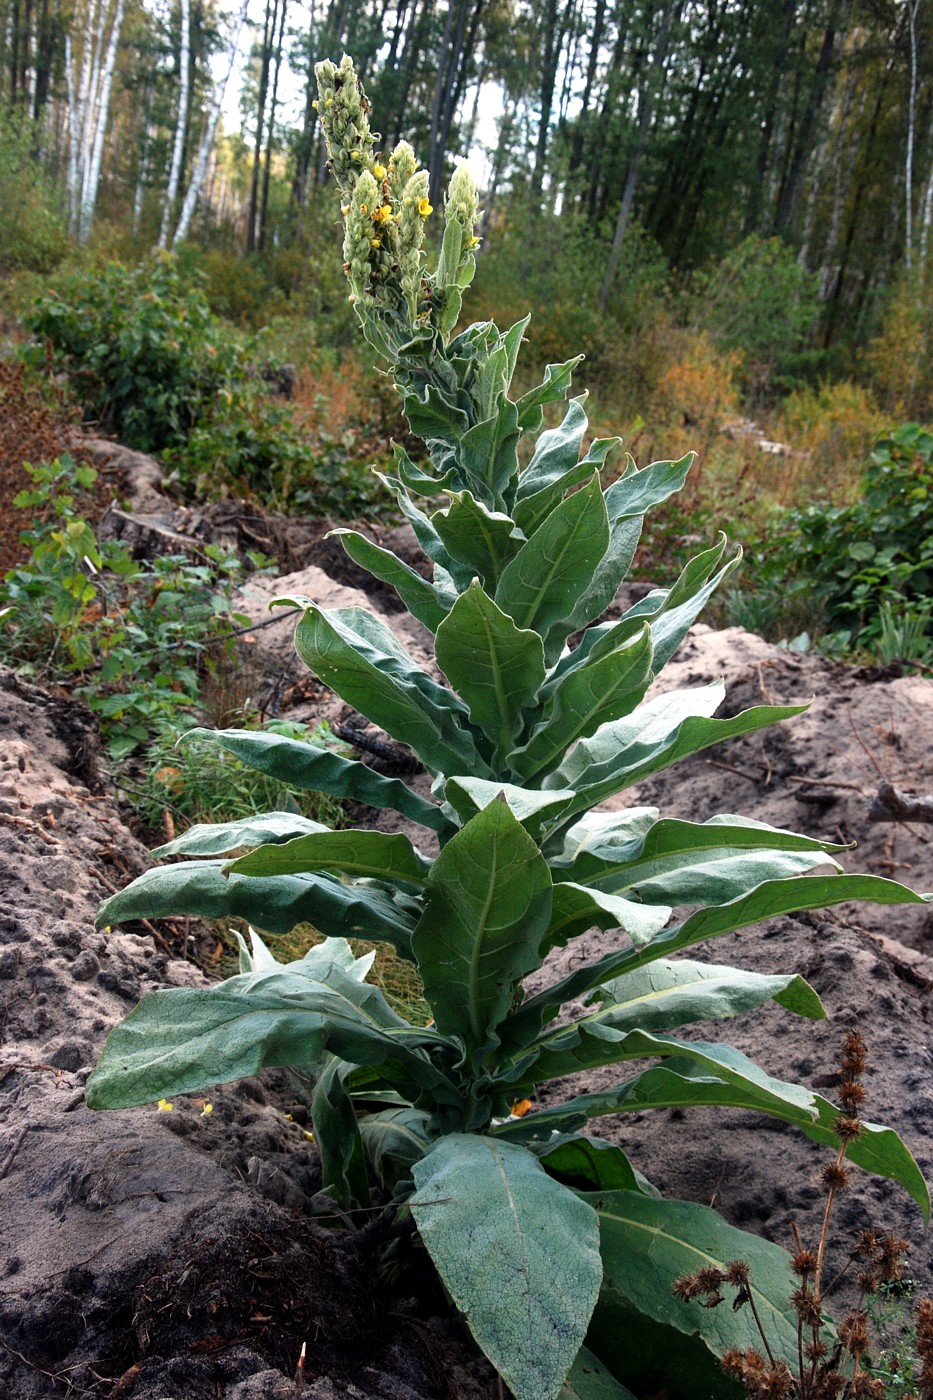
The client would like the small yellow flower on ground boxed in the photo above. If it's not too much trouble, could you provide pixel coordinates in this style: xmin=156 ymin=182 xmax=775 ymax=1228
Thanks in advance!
xmin=200 ymin=1103 xmax=213 ymax=1117
xmin=157 ymin=1098 xmax=173 ymax=1112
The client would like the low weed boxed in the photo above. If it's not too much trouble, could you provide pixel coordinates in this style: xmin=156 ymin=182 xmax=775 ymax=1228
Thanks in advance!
xmin=0 ymin=455 xmax=255 ymax=758
xmin=675 ymin=1032 xmax=933 ymax=1400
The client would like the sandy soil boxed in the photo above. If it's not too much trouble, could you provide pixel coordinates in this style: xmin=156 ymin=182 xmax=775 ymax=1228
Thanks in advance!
xmin=1 ymin=492 xmax=932 ymax=1398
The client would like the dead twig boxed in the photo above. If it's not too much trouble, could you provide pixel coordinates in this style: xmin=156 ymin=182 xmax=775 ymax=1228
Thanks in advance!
xmin=705 ymin=758 xmax=765 ymax=785
xmin=0 ymin=1125 xmax=28 ymax=1182
xmin=785 ymin=774 xmax=869 ymax=795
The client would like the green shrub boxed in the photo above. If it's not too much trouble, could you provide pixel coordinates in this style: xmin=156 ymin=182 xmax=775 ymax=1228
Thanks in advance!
xmin=737 ymin=423 xmax=933 ymax=658
xmin=685 ymin=235 xmax=821 ymax=402
xmin=24 ymin=254 xmax=244 ymax=454
xmin=0 ymin=456 xmax=253 ymax=758
xmin=0 ymin=122 xmax=69 ymax=275
xmin=21 ymin=253 xmax=390 ymax=516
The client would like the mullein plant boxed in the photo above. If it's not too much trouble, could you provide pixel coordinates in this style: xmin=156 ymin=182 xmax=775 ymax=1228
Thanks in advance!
xmin=87 ymin=58 xmax=931 ymax=1400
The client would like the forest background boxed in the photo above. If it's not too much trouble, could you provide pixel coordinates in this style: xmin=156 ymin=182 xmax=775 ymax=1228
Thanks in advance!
xmin=2 ymin=0 xmax=933 ymax=661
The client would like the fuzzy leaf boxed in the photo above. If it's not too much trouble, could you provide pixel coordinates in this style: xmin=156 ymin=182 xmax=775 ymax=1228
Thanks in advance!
xmin=290 ymin=603 xmax=491 ymax=778
xmin=435 ymin=582 xmax=546 ymax=760
xmin=511 ymin=872 xmax=931 ymax=1041
xmin=87 ymin=950 xmax=452 ymax=1110
xmin=228 ymin=829 xmax=431 ymax=884
xmin=458 ymin=400 xmax=521 ymax=505
xmin=431 ymin=490 xmax=524 ymax=588
xmin=359 ymin=1106 xmax=432 ymax=1190
xmin=312 ymin=1057 xmax=371 ymax=1210
xmin=442 ymin=776 xmax=576 ymax=840
xmin=329 ymin=529 xmax=450 ymax=632
xmin=509 ymin=627 xmax=654 ymax=782
xmin=495 ymin=475 xmax=609 ymax=638
xmin=559 ymin=1347 xmax=638 ymax=1400
xmin=588 ymin=1192 xmax=801 ymax=1371
xmin=411 ymin=1135 xmax=602 ymax=1400
xmin=179 ymin=728 xmax=453 ymax=835
xmin=412 ymin=800 xmax=552 ymax=1055
xmin=514 ymin=356 xmax=584 ymax=431
xmin=153 ymin=811 xmax=330 ymax=858
xmin=549 ymin=685 xmax=806 ymax=817
xmin=97 ymin=859 xmax=421 ymax=958
xmin=531 ymin=1058 xmax=930 ymax=1220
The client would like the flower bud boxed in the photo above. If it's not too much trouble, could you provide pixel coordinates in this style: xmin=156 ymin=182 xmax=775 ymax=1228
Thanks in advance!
xmin=314 ymin=54 xmax=377 ymax=197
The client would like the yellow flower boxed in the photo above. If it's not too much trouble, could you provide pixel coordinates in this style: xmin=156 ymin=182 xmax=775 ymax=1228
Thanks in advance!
xmin=157 ymin=1098 xmax=173 ymax=1112
xmin=372 ymin=204 xmax=392 ymax=224
xmin=371 ymin=237 xmax=381 ymax=248
xmin=373 ymin=163 xmax=387 ymax=180
xmin=418 ymin=197 xmax=433 ymax=217
xmin=200 ymin=1103 xmax=213 ymax=1117
xmin=303 ymin=1130 xmax=315 ymax=1144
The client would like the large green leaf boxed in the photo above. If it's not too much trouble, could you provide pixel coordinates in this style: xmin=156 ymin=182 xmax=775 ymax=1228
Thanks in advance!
xmin=548 ymin=684 xmax=806 ymax=816
xmin=228 ymin=828 xmax=431 ymax=884
xmin=529 ymin=1058 xmax=930 ymax=1220
xmin=442 ymin=775 xmax=576 ymax=841
xmin=559 ymin=1347 xmax=637 ymax=1400
xmin=538 ymin=1136 xmax=641 ymax=1193
xmin=410 ymin=1134 xmax=602 ymax=1400
xmin=457 ymin=400 xmax=521 ymax=506
xmin=549 ymin=812 xmax=846 ymax=892
xmin=574 ymin=957 xmax=824 ymax=1038
xmin=431 ymin=490 xmax=524 ymax=589
xmin=561 ymin=455 xmax=694 ymax=634
xmin=509 ymin=627 xmax=654 ymax=781
xmin=411 ymin=800 xmax=553 ymax=1056
xmin=153 ymin=811 xmax=330 ymax=858
xmin=359 ymin=1105 xmax=432 ymax=1190
xmin=96 ymin=860 xmax=421 ymax=958
xmin=514 ymin=356 xmax=584 ymax=432
xmin=510 ymin=872 xmax=931 ymax=1041
xmin=544 ymin=537 xmax=732 ymax=694
xmin=289 ymin=602 xmax=491 ymax=778
xmin=602 ymin=453 xmax=696 ymax=520
xmin=544 ymin=882 xmax=673 ymax=951
xmin=516 ymin=435 xmax=621 ymax=539
xmin=178 ymin=728 xmax=452 ymax=835
xmin=495 ymin=475 xmax=610 ymax=638
xmin=512 ymin=395 xmax=591 ymax=533
xmin=87 ymin=947 xmax=455 ymax=1110
xmin=311 ymin=1056 xmax=371 ymax=1210
xmin=525 ymin=1001 xmax=826 ymax=1089
xmin=587 ymin=1191 xmax=801 ymax=1374
xmin=435 ymin=582 xmax=546 ymax=760
xmin=328 ymin=528 xmax=451 ymax=632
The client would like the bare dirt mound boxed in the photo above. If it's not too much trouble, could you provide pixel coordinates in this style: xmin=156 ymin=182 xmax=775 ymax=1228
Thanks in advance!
xmin=1 ymin=586 xmax=932 ymax=1396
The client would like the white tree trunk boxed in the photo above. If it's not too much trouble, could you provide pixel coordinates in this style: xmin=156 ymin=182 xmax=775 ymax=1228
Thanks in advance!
xmin=905 ymin=0 xmax=919 ymax=270
xmin=159 ymin=0 xmax=192 ymax=247
xmin=78 ymin=0 xmax=125 ymax=241
xmin=171 ymin=0 xmax=251 ymax=247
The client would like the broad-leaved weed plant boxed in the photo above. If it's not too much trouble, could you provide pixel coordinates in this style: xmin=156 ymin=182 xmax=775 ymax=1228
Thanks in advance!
xmin=88 ymin=60 xmax=931 ymax=1400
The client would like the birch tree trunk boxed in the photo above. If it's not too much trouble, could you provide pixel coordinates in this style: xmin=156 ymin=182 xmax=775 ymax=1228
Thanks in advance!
xmin=158 ymin=0 xmax=192 ymax=247
xmin=78 ymin=0 xmax=125 ymax=241
xmin=172 ymin=0 xmax=251 ymax=246
xmin=905 ymin=0 xmax=919 ymax=270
